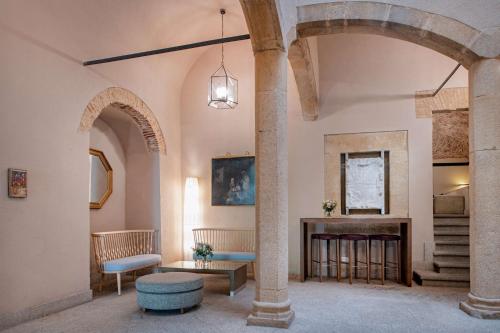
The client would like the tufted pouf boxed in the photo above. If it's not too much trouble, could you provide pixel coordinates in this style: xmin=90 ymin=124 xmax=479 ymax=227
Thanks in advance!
xmin=136 ymin=272 xmax=203 ymax=313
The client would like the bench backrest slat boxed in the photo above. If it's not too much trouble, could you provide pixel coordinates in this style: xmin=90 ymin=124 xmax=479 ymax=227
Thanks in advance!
xmin=192 ymin=228 xmax=255 ymax=252
xmin=91 ymin=230 xmax=158 ymax=272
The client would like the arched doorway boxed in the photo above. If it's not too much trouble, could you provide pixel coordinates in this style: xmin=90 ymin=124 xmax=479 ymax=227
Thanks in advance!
xmin=80 ymin=87 xmax=166 ymax=293
xmin=79 ymin=87 xmax=166 ymax=154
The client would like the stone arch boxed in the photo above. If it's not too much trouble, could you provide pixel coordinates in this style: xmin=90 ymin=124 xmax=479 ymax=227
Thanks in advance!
xmin=296 ymin=2 xmax=499 ymax=69
xmin=79 ymin=87 xmax=166 ymax=154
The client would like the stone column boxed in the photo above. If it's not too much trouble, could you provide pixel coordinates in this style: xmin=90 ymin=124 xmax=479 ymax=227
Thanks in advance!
xmin=246 ymin=48 xmax=294 ymax=328
xmin=460 ymin=59 xmax=500 ymax=319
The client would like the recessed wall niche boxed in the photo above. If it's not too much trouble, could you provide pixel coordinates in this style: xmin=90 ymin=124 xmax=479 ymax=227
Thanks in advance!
xmin=325 ymin=131 xmax=409 ymax=218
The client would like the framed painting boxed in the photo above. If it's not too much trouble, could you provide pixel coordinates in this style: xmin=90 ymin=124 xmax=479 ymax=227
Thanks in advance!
xmin=8 ymin=168 xmax=27 ymax=198
xmin=212 ymin=156 xmax=255 ymax=206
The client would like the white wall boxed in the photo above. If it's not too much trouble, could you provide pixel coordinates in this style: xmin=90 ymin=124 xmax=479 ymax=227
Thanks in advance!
xmin=180 ymin=33 xmax=468 ymax=274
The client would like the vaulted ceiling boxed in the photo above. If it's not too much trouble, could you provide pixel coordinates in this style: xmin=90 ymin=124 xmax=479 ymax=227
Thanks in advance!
xmin=0 ymin=0 xmax=249 ymax=65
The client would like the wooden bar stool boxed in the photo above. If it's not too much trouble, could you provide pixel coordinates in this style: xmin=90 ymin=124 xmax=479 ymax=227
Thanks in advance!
xmin=310 ymin=233 xmax=340 ymax=282
xmin=369 ymin=234 xmax=401 ymax=284
xmin=339 ymin=234 xmax=370 ymax=284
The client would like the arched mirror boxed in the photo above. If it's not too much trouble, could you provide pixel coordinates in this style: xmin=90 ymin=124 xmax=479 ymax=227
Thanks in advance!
xmin=89 ymin=148 xmax=113 ymax=209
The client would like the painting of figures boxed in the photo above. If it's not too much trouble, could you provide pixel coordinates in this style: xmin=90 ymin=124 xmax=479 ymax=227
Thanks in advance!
xmin=212 ymin=156 xmax=255 ymax=206
xmin=8 ymin=168 xmax=27 ymax=198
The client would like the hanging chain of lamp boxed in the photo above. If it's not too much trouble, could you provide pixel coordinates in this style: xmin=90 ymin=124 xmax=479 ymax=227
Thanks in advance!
xmin=208 ymin=9 xmax=238 ymax=109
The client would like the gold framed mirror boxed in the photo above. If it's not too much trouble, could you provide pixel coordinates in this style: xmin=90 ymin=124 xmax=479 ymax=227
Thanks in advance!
xmin=89 ymin=148 xmax=113 ymax=209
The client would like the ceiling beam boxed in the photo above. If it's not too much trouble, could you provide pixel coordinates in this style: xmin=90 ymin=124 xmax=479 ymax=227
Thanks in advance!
xmin=83 ymin=34 xmax=250 ymax=66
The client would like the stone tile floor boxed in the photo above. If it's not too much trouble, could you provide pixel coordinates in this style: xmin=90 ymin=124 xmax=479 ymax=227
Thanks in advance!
xmin=4 ymin=276 xmax=500 ymax=333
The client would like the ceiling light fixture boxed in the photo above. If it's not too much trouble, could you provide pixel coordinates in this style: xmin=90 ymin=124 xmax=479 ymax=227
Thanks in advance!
xmin=208 ymin=9 xmax=238 ymax=109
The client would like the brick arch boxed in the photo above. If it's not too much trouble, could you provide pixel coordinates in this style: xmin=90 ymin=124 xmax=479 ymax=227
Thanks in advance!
xmin=296 ymin=2 xmax=498 ymax=69
xmin=79 ymin=87 xmax=166 ymax=154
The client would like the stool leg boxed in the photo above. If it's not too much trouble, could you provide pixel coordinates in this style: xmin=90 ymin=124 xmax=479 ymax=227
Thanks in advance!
xmin=396 ymin=239 xmax=401 ymax=283
xmin=381 ymin=240 xmax=385 ymax=285
xmin=319 ymin=239 xmax=322 ymax=282
xmin=327 ymin=239 xmax=331 ymax=278
xmin=336 ymin=239 xmax=341 ymax=282
xmin=99 ymin=273 xmax=104 ymax=293
xmin=366 ymin=239 xmax=370 ymax=284
xmin=354 ymin=240 xmax=358 ymax=279
xmin=348 ymin=240 xmax=352 ymax=284
xmin=310 ymin=237 xmax=314 ymax=279
xmin=117 ymin=273 xmax=122 ymax=296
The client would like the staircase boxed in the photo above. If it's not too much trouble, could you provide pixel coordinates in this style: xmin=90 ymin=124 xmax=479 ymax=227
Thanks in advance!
xmin=413 ymin=215 xmax=470 ymax=287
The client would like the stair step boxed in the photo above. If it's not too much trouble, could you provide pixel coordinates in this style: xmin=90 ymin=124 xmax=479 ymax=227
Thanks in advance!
xmin=433 ymin=214 xmax=469 ymax=219
xmin=434 ymin=261 xmax=470 ymax=274
xmin=434 ymin=240 xmax=469 ymax=252
xmin=434 ymin=235 xmax=469 ymax=242
xmin=434 ymin=226 xmax=469 ymax=233
xmin=434 ymin=219 xmax=469 ymax=227
xmin=434 ymin=250 xmax=469 ymax=257
xmin=435 ymin=240 xmax=469 ymax=246
xmin=413 ymin=269 xmax=470 ymax=287
xmin=434 ymin=230 xmax=469 ymax=236
xmin=433 ymin=250 xmax=470 ymax=263
xmin=434 ymin=260 xmax=470 ymax=268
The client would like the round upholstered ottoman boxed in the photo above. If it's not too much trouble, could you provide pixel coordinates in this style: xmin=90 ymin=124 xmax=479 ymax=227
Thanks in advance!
xmin=136 ymin=272 xmax=203 ymax=313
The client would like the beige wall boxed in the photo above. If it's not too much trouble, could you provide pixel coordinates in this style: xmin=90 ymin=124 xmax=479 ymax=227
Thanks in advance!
xmin=180 ymin=33 xmax=468 ymax=274
xmin=433 ymin=166 xmax=469 ymax=195
xmin=89 ymin=118 xmax=127 ymax=233
xmin=0 ymin=21 xmax=185 ymax=322
xmin=98 ymin=109 xmax=160 ymax=232
xmin=180 ymin=41 xmax=256 ymax=258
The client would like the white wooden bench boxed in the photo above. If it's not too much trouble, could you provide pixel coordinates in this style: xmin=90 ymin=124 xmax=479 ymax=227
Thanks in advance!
xmin=192 ymin=228 xmax=256 ymax=275
xmin=92 ymin=230 xmax=161 ymax=295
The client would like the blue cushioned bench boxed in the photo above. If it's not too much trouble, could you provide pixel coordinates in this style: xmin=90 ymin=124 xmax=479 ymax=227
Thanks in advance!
xmin=192 ymin=228 xmax=256 ymax=275
xmin=92 ymin=230 xmax=161 ymax=295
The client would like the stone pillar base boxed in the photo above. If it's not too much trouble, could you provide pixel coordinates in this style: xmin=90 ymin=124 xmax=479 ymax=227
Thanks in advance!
xmin=247 ymin=300 xmax=295 ymax=328
xmin=460 ymin=293 xmax=500 ymax=319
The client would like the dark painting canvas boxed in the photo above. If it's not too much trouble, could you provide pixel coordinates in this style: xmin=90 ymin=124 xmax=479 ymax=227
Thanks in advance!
xmin=212 ymin=156 xmax=255 ymax=206
xmin=8 ymin=168 xmax=27 ymax=198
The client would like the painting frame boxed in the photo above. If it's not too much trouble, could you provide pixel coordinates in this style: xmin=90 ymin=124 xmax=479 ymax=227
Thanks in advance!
xmin=211 ymin=156 xmax=255 ymax=206
xmin=8 ymin=168 xmax=27 ymax=198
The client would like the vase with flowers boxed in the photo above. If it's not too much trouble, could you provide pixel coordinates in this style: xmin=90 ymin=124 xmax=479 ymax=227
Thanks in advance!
xmin=192 ymin=243 xmax=214 ymax=267
xmin=322 ymin=199 xmax=337 ymax=217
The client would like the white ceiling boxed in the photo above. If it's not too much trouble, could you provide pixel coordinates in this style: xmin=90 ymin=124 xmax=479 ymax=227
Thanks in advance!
xmin=0 ymin=0 xmax=249 ymax=63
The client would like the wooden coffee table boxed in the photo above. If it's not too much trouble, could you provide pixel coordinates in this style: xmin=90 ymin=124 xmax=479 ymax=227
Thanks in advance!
xmin=155 ymin=261 xmax=247 ymax=296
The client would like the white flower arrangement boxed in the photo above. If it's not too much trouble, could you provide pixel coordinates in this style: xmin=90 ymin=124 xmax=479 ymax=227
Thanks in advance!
xmin=322 ymin=199 xmax=337 ymax=216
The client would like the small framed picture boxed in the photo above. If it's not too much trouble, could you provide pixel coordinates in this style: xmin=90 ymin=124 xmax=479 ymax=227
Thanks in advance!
xmin=8 ymin=168 xmax=27 ymax=198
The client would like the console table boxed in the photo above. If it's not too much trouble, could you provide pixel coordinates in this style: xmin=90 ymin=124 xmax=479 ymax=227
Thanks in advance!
xmin=300 ymin=217 xmax=412 ymax=286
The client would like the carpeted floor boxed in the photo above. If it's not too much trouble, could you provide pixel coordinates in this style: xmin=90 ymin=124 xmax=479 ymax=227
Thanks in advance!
xmin=4 ymin=276 xmax=500 ymax=333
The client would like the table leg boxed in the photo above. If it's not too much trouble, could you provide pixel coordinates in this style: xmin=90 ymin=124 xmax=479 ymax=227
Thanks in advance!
xmin=229 ymin=264 xmax=247 ymax=296
xmin=301 ymin=221 xmax=308 ymax=282
xmin=400 ymin=223 xmax=412 ymax=287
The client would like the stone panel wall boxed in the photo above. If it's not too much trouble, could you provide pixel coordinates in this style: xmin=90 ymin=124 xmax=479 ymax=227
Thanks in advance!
xmin=324 ymin=131 xmax=409 ymax=218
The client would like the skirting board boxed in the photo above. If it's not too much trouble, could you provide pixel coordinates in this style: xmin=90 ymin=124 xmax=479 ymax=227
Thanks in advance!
xmin=0 ymin=289 xmax=92 ymax=331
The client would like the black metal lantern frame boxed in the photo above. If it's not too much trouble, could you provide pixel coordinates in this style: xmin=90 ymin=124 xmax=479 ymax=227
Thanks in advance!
xmin=208 ymin=9 xmax=238 ymax=109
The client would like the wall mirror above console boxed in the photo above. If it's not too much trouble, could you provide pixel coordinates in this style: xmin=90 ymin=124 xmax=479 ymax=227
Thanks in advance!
xmin=89 ymin=148 xmax=113 ymax=209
